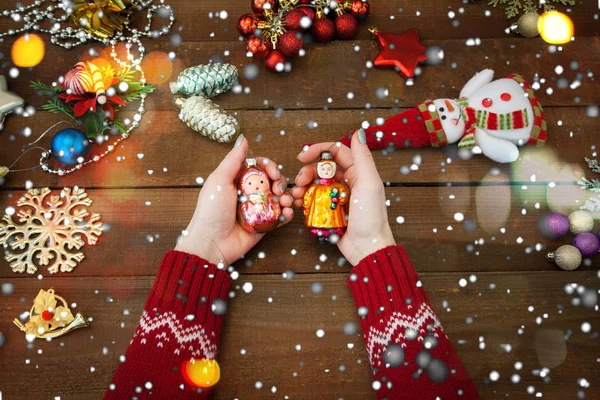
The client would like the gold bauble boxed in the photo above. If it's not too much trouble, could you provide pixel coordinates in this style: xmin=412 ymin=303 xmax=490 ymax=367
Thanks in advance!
xmin=568 ymin=210 xmax=594 ymax=235
xmin=517 ymin=11 xmax=540 ymax=38
xmin=546 ymin=245 xmax=582 ymax=271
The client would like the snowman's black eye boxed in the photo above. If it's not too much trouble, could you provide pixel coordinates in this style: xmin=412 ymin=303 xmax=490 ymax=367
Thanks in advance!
xmin=441 ymin=115 xmax=447 ymax=120
xmin=439 ymin=107 xmax=445 ymax=112
xmin=260 ymin=180 xmax=264 ymax=184
xmin=248 ymin=182 xmax=252 ymax=185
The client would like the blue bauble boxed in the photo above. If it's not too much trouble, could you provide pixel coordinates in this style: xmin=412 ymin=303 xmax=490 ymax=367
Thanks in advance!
xmin=50 ymin=128 xmax=90 ymax=166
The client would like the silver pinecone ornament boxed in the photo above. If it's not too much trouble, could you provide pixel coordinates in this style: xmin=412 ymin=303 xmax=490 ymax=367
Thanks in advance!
xmin=174 ymin=95 xmax=239 ymax=143
xmin=170 ymin=63 xmax=239 ymax=98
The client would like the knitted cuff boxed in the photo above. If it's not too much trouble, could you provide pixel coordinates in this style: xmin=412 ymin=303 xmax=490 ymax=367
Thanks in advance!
xmin=348 ymin=245 xmax=428 ymax=327
xmin=147 ymin=250 xmax=232 ymax=338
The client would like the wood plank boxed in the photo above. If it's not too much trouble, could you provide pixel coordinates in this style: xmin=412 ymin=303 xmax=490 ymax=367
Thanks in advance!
xmin=1 ymin=185 xmax=596 ymax=278
xmin=2 ymin=37 xmax=599 ymax=111
xmin=0 ymin=0 xmax=597 ymax=44
xmin=0 ymin=272 xmax=598 ymax=399
xmin=0 ymin=107 xmax=596 ymax=189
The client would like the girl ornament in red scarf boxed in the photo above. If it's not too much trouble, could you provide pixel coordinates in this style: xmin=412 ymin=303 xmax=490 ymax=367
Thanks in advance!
xmin=237 ymin=158 xmax=281 ymax=233
xmin=341 ymin=69 xmax=547 ymax=163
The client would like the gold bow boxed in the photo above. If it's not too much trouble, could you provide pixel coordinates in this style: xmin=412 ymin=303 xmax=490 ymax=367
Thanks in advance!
xmin=71 ymin=0 xmax=131 ymax=39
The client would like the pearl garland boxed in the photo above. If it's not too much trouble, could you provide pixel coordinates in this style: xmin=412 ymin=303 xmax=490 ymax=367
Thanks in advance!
xmin=0 ymin=0 xmax=175 ymax=176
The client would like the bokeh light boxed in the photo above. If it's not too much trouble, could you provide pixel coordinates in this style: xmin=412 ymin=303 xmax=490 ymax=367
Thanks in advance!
xmin=538 ymin=11 xmax=574 ymax=45
xmin=141 ymin=51 xmax=174 ymax=84
xmin=11 ymin=33 xmax=45 ymax=67
xmin=476 ymin=171 xmax=511 ymax=235
xmin=182 ymin=359 xmax=220 ymax=388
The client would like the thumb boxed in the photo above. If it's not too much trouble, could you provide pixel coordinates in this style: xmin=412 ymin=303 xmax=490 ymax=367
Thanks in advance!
xmin=351 ymin=128 xmax=379 ymax=182
xmin=214 ymin=134 xmax=248 ymax=181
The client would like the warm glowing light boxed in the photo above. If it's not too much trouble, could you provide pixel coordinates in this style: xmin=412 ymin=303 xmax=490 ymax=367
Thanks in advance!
xmin=538 ymin=11 xmax=574 ymax=44
xmin=11 ymin=33 xmax=45 ymax=67
xmin=141 ymin=51 xmax=173 ymax=84
xmin=182 ymin=359 xmax=220 ymax=388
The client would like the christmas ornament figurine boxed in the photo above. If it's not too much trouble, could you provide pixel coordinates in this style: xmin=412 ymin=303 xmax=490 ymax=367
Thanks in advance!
xmin=370 ymin=28 xmax=427 ymax=79
xmin=341 ymin=69 xmax=547 ymax=163
xmin=303 ymin=151 xmax=348 ymax=241
xmin=237 ymin=158 xmax=281 ymax=233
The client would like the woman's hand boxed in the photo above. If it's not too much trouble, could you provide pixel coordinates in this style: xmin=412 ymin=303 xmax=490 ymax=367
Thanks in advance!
xmin=175 ymin=135 xmax=294 ymax=265
xmin=291 ymin=129 xmax=396 ymax=266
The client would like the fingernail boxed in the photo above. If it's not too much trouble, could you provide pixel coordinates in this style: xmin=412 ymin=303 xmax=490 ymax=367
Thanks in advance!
xmin=234 ymin=134 xmax=244 ymax=147
xmin=279 ymin=183 xmax=287 ymax=193
xmin=357 ymin=128 xmax=367 ymax=145
xmin=295 ymin=171 xmax=302 ymax=183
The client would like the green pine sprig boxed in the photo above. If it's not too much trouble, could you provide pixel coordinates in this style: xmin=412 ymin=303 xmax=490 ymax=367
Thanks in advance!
xmin=112 ymin=119 xmax=128 ymax=134
xmin=585 ymin=157 xmax=600 ymax=173
xmin=31 ymin=81 xmax=65 ymax=96
xmin=41 ymin=99 xmax=76 ymax=120
xmin=488 ymin=0 xmax=575 ymax=19
xmin=119 ymin=84 xmax=155 ymax=103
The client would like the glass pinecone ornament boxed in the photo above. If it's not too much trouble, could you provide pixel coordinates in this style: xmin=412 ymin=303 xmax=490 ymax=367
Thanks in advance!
xmin=173 ymin=95 xmax=239 ymax=143
xmin=170 ymin=63 xmax=239 ymax=98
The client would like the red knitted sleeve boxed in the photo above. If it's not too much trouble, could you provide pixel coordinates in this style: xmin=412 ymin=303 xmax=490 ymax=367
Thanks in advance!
xmin=104 ymin=250 xmax=231 ymax=399
xmin=347 ymin=245 xmax=480 ymax=399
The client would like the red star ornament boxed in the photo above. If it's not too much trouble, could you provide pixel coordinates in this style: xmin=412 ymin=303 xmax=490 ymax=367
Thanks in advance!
xmin=371 ymin=28 xmax=427 ymax=79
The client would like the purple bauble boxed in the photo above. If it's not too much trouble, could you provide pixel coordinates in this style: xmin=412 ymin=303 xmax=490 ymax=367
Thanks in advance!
xmin=538 ymin=213 xmax=570 ymax=240
xmin=573 ymin=232 xmax=600 ymax=257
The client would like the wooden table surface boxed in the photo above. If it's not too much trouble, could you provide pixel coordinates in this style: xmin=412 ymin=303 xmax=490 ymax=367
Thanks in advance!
xmin=1 ymin=1 xmax=599 ymax=399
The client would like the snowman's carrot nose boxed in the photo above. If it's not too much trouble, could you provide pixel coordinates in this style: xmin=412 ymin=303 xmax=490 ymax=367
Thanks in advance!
xmin=444 ymin=99 xmax=455 ymax=112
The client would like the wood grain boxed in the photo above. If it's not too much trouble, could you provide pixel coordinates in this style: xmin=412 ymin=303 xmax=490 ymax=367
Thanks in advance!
xmin=0 ymin=107 xmax=597 ymax=189
xmin=0 ymin=272 xmax=598 ymax=399
xmin=3 ymin=36 xmax=599 ymax=112
xmin=0 ymin=185 xmax=594 ymax=278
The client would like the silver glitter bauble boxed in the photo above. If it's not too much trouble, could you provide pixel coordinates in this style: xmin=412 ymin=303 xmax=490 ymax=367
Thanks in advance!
xmin=426 ymin=359 xmax=449 ymax=383
xmin=416 ymin=350 xmax=432 ymax=368
xmin=568 ymin=210 xmax=594 ymax=235
xmin=546 ymin=245 xmax=582 ymax=271
xmin=211 ymin=298 xmax=228 ymax=315
xmin=343 ymin=322 xmax=358 ymax=336
xmin=382 ymin=344 xmax=405 ymax=368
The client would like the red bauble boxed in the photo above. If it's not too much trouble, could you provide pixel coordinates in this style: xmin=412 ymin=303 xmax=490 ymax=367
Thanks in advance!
xmin=335 ymin=13 xmax=358 ymax=39
xmin=264 ymin=50 xmax=287 ymax=73
xmin=279 ymin=30 xmax=304 ymax=57
xmin=312 ymin=18 xmax=335 ymax=43
xmin=247 ymin=36 xmax=269 ymax=59
xmin=238 ymin=13 xmax=259 ymax=37
xmin=350 ymin=0 xmax=369 ymax=20
xmin=285 ymin=8 xmax=306 ymax=31
xmin=250 ymin=0 xmax=274 ymax=16
xmin=300 ymin=6 xmax=315 ymax=21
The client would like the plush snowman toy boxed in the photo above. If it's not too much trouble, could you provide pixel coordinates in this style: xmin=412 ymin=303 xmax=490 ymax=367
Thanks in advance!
xmin=341 ymin=69 xmax=547 ymax=163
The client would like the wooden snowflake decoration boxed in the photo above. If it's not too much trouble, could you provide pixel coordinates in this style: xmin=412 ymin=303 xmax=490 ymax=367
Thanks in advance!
xmin=0 ymin=187 xmax=103 ymax=274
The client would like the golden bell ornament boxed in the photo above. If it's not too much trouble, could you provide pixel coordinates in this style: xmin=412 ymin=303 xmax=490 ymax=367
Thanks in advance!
xmin=71 ymin=0 xmax=131 ymax=39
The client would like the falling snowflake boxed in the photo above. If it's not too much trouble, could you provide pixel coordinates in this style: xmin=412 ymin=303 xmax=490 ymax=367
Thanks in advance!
xmin=0 ymin=187 xmax=103 ymax=274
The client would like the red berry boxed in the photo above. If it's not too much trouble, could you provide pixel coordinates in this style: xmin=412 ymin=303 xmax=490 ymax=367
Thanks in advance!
xmin=335 ymin=13 xmax=358 ymax=39
xmin=312 ymin=18 xmax=335 ymax=43
xmin=42 ymin=310 xmax=53 ymax=321
xmin=279 ymin=30 xmax=304 ymax=57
